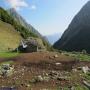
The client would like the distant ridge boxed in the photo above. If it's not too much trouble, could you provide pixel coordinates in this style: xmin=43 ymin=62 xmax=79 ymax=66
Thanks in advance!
xmin=46 ymin=33 xmax=61 ymax=45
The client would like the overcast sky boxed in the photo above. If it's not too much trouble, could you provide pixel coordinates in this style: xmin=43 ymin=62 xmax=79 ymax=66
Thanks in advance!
xmin=0 ymin=0 xmax=89 ymax=35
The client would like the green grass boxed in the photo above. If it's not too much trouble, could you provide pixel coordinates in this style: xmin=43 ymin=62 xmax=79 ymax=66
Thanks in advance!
xmin=0 ymin=52 xmax=20 ymax=58
xmin=82 ymin=72 xmax=90 ymax=82
xmin=57 ymin=87 xmax=69 ymax=90
xmin=73 ymin=54 xmax=90 ymax=61
xmin=0 ymin=60 xmax=14 ymax=65
xmin=56 ymin=86 xmax=89 ymax=90
xmin=63 ymin=52 xmax=90 ymax=61
xmin=75 ymin=85 xmax=89 ymax=90
xmin=0 ymin=20 xmax=22 ymax=52
xmin=72 ymin=54 xmax=90 ymax=61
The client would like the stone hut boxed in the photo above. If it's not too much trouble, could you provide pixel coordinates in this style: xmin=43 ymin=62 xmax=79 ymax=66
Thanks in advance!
xmin=18 ymin=37 xmax=46 ymax=52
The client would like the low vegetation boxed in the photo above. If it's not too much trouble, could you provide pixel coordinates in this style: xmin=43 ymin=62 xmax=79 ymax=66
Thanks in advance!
xmin=58 ymin=50 xmax=90 ymax=61
xmin=0 ymin=52 xmax=20 ymax=58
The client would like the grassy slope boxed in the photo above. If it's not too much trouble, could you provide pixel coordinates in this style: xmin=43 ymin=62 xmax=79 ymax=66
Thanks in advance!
xmin=0 ymin=20 xmax=22 ymax=52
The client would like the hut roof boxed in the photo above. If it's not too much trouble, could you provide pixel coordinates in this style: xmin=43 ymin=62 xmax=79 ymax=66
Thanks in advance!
xmin=24 ymin=37 xmax=46 ymax=49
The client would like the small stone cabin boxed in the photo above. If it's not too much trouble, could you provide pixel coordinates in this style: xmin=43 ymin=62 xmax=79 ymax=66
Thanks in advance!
xmin=18 ymin=37 xmax=46 ymax=52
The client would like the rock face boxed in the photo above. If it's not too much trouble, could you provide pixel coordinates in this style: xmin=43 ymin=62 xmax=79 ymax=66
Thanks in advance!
xmin=54 ymin=1 xmax=90 ymax=53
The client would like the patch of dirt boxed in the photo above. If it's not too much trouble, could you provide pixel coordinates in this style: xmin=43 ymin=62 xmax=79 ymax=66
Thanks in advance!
xmin=0 ymin=52 xmax=90 ymax=90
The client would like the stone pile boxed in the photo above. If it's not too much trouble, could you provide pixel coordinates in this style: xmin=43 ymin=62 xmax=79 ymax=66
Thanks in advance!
xmin=0 ymin=64 xmax=14 ymax=77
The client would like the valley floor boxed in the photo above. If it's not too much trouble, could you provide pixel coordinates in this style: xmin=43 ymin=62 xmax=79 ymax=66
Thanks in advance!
xmin=0 ymin=52 xmax=90 ymax=90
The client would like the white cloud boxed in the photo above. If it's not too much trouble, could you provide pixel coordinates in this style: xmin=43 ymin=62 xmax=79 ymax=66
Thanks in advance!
xmin=7 ymin=0 xmax=29 ymax=10
xmin=30 ymin=5 xmax=37 ymax=10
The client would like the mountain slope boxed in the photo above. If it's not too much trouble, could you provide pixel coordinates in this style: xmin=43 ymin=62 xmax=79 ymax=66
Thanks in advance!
xmin=0 ymin=7 xmax=38 ymax=39
xmin=7 ymin=8 xmax=51 ymax=50
xmin=0 ymin=20 xmax=21 ymax=52
xmin=54 ymin=1 xmax=90 ymax=53
xmin=0 ymin=7 xmax=51 ymax=51
xmin=8 ymin=8 xmax=42 ymax=38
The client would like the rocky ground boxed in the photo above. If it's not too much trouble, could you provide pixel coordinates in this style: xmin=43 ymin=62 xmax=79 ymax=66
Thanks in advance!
xmin=0 ymin=52 xmax=90 ymax=90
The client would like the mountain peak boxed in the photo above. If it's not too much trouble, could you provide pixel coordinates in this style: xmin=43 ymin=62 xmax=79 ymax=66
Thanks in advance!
xmin=54 ymin=1 xmax=90 ymax=53
xmin=8 ymin=8 xmax=19 ymax=16
xmin=9 ymin=8 xmax=16 ymax=11
xmin=79 ymin=1 xmax=90 ymax=13
xmin=8 ymin=8 xmax=17 ymax=12
xmin=86 ymin=1 xmax=90 ymax=5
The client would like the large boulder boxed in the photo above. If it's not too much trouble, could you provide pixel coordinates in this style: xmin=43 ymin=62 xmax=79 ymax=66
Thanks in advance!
xmin=18 ymin=37 xmax=46 ymax=52
xmin=0 ymin=64 xmax=14 ymax=77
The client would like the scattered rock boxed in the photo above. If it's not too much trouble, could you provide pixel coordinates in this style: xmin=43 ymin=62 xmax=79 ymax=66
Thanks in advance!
xmin=0 ymin=64 xmax=14 ymax=77
xmin=49 ymin=56 xmax=54 ymax=59
xmin=30 ymin=75 xmax=50 ymax=84
xmin=49 ymin=71 xmax=58 ymax=76
xmin=55 ymin=63 xmax=61 ymax=66
xmin=82 ymin=66 xmax=89 ymax=74
xmin=72 ymin=68 xmax=77 ymax=72
xmin=2 ymin=64 xmax=10 ymax=70
xmin=40 ymin=89 xmax=49 ymax=90
xmin=40 ymin=88 xmax=49 ymax=90
xmin=43 ymin=76 xmax=50 ymax=82
xmin=29 ymin=79 xmax=37 ymax=83
xmin=21 ymin=83 xmax=24 ymax=87
xmin=69 ymin=86 xmax=75 ymax=90
xmin=77 ymin=67 xmax=82 ymax=70
xmin=83 ymin=80 xmax=90 ymax=88
xmin=26 ymin=84 xmax=31 ymax=87
xmin=37 ymin=75 xmax=43 ymax=82
xmin=57 ymin=76 xmax=68 ymax=81
xmin=30 ymin=75 xmax=43 ymax=83
xmin=54 ymin=54 xmax=58 ymax=58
